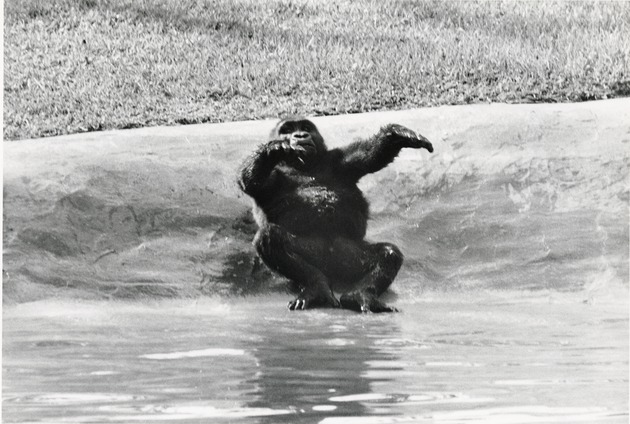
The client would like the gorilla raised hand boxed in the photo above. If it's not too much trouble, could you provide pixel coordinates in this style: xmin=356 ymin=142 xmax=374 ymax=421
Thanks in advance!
xmin=238 ymin=118 xmax=433 ymax=313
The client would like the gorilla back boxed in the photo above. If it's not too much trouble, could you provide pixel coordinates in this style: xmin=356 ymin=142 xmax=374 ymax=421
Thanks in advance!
xmin=238 ymin=117 xmax=433 ymax=313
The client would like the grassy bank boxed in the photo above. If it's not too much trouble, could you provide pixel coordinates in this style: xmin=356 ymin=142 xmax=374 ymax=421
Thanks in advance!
xmin=4 ymin=0 xmax=629 ymax=140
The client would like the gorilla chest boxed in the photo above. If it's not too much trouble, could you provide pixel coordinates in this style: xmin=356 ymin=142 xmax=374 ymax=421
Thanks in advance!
xmin=265 ymin=173 xmax=369 ymax=236
xmin=288 ymin=176 xmax=367 ymax=214
xmin=297 ymin=184 xmax=342 ymax=211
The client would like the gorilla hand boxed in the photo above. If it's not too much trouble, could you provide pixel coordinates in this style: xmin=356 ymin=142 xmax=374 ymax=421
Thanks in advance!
xmin=384 ymin=124 xmax=433 ymax=153
xmin=266 ymin=139 xmax=309 ymax=164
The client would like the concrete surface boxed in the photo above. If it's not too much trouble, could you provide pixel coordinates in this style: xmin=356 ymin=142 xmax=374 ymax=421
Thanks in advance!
xmin=3 ymin=99 xmax=629 ymax=303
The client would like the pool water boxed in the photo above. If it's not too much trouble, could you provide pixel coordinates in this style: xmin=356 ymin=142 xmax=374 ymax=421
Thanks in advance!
xmin=3 ymin=292 xmax=627 ymax=423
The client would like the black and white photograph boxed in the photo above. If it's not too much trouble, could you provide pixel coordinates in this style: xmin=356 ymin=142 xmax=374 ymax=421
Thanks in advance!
xmin=3 ymin=1 xmax=629 ymax=423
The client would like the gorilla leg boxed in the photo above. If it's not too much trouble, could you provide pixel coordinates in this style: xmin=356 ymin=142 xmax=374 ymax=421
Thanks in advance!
xmin=254 ymin=224 xmax=339 ymax=310
xmin=254 ymin=225 xmax=402 ymax=312
xmin=331 ymin=240 xmax=403 ymax=313
xmin=360 ymin=243 xmax=404 ymax=296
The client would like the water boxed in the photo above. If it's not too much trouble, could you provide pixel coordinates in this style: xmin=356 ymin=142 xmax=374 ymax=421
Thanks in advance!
xmin=3 ymin=292 xmax=627 ymax=423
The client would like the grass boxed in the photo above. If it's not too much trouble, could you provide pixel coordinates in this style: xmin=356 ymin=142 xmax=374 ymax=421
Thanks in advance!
xmin=4 ymin=0 xmax=630 ymax=140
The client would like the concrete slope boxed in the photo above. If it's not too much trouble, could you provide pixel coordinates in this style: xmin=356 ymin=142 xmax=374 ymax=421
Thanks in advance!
xmin=3 ymin=99 xmax=629 ymax=303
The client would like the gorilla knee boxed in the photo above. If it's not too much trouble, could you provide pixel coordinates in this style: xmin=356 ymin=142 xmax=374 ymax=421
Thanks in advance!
xmin=378 ymin=243 xmax=404 ymax=271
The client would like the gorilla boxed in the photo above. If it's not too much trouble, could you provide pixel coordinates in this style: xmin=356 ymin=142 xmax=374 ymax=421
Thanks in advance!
xmin=238 ymin=118 xmax=433 ymax=313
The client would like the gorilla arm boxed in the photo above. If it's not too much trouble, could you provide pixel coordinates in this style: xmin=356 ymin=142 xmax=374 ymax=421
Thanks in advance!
xmin=337 ymin=124 xmax=433 ymax=181
xmin=238 ymin=139 xmax=307 ymax=200
xmin=238 ymin=142 xmax=279 ymax=200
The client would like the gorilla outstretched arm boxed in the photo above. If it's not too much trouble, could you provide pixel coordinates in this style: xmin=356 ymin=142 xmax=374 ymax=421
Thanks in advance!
xmin=336 ymin=124 xmax=433 ymax=181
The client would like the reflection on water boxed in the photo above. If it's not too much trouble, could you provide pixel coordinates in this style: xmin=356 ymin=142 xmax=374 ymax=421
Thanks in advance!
xmin=3 ymin=293 xmax=628 ymax=423
xmin=246 ymin=310 xmax=399 ymax=423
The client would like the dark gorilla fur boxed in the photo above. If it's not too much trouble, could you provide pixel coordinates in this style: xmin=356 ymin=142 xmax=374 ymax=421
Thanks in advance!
xmin=238 ymin=118 xmax=433 ymax=312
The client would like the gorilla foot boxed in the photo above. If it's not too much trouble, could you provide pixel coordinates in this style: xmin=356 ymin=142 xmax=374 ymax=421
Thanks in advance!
xmin=339 ymin=290 xmax=399 ymax=313
xmin=287 ymin=291 xmax=340 ymax=311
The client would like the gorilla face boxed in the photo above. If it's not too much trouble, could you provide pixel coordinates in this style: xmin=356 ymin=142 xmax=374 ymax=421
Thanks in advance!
xmin=271 ymin=118 xmax=327 ymax=163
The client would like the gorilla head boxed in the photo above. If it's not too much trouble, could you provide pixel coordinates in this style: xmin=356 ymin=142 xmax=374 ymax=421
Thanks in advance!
xmin=268 ymin=118 xmax=327 ymax=166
